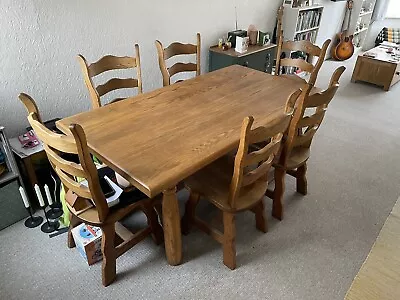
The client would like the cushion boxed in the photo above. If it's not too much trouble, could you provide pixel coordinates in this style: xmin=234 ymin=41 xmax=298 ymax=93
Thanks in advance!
xmin=375 ymin=27 xmax=400 ymax=46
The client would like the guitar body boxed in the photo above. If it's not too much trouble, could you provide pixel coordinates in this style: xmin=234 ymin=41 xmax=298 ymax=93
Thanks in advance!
xmin=331 ymin=0 xmax=355 ymax=61
xmin=332 ymin=31 xmax=354 ymax=61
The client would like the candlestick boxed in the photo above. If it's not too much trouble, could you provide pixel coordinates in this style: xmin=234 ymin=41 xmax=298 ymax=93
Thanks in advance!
xmin=40 ymin=207 xmax=60 ymax=233
xmin=34 ymin=184 xmax=59 ymax=233
xmin=44 ymin=184 xmax=63 ymax=219
xmin=34 ymin=184 xmax=45 ymax=207
xmin=19 ymin=186 xmax=43 ymax=228
xmin=49 ymin=173 xmax=62 ymax=210
xmin=44 ymin=185 xmax=53 ymax=205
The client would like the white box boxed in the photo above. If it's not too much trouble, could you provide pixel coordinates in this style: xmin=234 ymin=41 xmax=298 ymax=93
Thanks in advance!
xmin=235 ymin=36 xmax=249 ymax=54
xmin=72 ymin=223 xmax=103 ymax=265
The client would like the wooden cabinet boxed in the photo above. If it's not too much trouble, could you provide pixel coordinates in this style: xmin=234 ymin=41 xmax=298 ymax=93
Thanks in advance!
xmin=209 ymin=44 xmax=277 ymax=73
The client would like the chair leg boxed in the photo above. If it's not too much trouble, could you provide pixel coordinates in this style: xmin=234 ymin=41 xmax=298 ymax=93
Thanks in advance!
xmin=101 ymin=224 xmax=117 ymax=287
xmin=223 ymin=212 xmax=236 ymax=270
xmin=181 ymin=191 xmax=200 ymax=235
xmin=154 ymin=201 xmax=163 ymax=225
xmin=273 ymin=167 xmax=286 ymax=221
xmin=67 ymin=214 xmax=81 ymax=249
xmin=296 ymin=163 xmax=308 ymax=195
xmin=254 ymin=200 xmax=268 ymax=233
xmin=144 ymin=204 xmax=164 ymax=245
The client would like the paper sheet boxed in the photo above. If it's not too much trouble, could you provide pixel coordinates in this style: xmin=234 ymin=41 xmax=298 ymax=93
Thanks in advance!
xmin=80 ymin=175 xmax=123 ymax=208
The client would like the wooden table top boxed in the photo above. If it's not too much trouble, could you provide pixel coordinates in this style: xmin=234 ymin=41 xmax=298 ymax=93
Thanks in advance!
xmin=345 ymin=198 xmax=400 ymax=300
xmin=362 ymin=45 xmax=400 ymax=65
xmin=57 ymin=65 xmax=304 ymax=197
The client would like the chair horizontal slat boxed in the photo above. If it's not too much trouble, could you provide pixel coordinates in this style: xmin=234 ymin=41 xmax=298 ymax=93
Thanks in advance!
xmin=164 ymin=42 xmax=197 ymax=60
xmin=96 ymin=78 xmax=139 ymax=97
xmin=245 ymin=138 xmax=281 ymax=167
xmin=292 ymin=127 xmax=318 ymax=148
xmin=248 ymin=114 xmax=291 ymax=144
xmin=306 ymin=85 xmax=338 ymax=107
xmin=194 ymin=216 xmax=224 ymax=244
xmin=55 ymin=167 xmax=92 ymax=199
xmin=44 ymin=145 xmax=86 ymax=178
xmin=115 ymin=227 xmax=151 ymax=258
xmin=28 ymin=115 xmax=78 ymax=154
xmin=89 ymin=55 xmax=137 ymax=77
xmin=242 ymin=155 xmax=274 ymax=187
xmin=297 ymin=111 xmax=325 ymax=128
xmin=168 ymin=62 xmax=197 ymax=77
xmin=282 ymin=40 xmax=322 ymax=56
xmin=280 ymin=58 xmax=314 ymax=73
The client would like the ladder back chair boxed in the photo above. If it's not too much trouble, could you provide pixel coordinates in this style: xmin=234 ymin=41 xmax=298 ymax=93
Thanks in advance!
xmin=267 ymin=66 xmax=346 ymax=220
xmin=275 ymin=6 xmax=330 ymax=86
xmin=77 ymin=44 xmax=142 ymax=109
xmin=182 ymin=110 xmax=293 ymax=270
xmin=19 ymin=93 xmax=163 ymax=287
xmin=155 ymin=33 xmax=201 ymax=86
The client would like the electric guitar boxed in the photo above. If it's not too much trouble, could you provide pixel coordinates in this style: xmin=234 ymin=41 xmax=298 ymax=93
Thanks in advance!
xmin=332 ymin=0 xmax=355 ymax=61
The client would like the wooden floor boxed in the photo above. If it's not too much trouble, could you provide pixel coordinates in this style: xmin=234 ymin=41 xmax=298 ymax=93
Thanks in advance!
xmin=345 ymin=198 xmax=400 ymax=300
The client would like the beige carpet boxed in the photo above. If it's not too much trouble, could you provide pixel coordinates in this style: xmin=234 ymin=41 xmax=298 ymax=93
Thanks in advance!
xmin=1 ymin=57 xmax=400 ymax=300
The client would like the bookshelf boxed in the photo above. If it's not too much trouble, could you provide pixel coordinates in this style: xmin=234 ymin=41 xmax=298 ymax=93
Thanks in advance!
xmin=282 ymin=3 xmax=324 ymax=44
xmin=352 ymin=0 xmax=377 ymax=50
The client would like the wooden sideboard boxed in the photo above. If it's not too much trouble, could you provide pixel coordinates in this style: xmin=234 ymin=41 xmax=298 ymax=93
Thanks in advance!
xmin=209 ymin=44 xmax=277 ymax=73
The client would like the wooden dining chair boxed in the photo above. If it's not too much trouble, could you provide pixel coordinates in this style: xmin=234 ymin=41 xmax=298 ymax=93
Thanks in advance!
xmin=19 ymin=93 xmax=163 ymax=287
xmin=155 ymin=33 xmax=201 ymax=86
xmin=267 ymin=66 xmax=346 ymax=220
xmin=77 ymin=44 xmax=142 ymax=109
xmin=182 ymin=111 xmax=293 ymax=270
xmin=275 ymin=7 xmax=330 ymax=86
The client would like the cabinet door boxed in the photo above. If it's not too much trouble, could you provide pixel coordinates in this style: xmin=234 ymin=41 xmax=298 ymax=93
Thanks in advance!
xmin=238 ymin=48 xmax=275 ymax=73
xmin=209 ymin=52 xmax=236 ymax=72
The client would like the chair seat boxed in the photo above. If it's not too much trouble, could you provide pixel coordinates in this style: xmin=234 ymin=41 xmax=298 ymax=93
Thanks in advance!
xmin=66 ymin=188 xmax=158 ymax=226
xmin=275 ymin=146 xmax=310 ymax=170
xmin=185 ymin=156 xmax=268 ymax=212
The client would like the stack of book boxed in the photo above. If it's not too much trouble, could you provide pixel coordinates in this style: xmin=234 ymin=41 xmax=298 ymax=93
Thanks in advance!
xmin=296 ymin=9 xmax=322 ymax=32
xmin=295 ymin=31 xmax=318 ymax=42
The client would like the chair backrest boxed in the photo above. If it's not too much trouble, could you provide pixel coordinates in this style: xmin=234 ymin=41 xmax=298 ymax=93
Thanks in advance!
xmin=155 ymin=33 xmax=201 ymax=87
xmin=77 ymin=44 xmax=142 ymax=109
xmin=229 ymin=111 xmax=293 ymax=208
xmin=274 ymin=6 xmax=331 ymax=86
xmin=19 ymin=93 xmax=109 ymax=222
xmin=278 ymin=66 xmax=346 ymax=166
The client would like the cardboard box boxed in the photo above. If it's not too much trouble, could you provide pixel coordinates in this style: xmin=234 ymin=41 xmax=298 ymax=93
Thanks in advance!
xmin=72 ymin=223 xmax=103 ymax=265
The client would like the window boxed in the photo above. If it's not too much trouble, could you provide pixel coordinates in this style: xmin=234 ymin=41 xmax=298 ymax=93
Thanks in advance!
xmin=386 ymin=0 xmax=400 ymax=18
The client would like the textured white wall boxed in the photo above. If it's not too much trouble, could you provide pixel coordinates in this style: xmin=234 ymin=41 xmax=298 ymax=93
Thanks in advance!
xmin=0 ymin=0 xmax=284 ymax=136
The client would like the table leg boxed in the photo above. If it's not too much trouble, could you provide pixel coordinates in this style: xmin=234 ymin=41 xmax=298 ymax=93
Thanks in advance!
xmin=162 ymin=186 xmax=182 ymax=266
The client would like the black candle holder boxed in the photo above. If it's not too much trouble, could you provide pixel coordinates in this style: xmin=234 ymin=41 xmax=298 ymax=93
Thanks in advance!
xmin=24 ymin=208 xmax=43 ymax=228
xmin=50 ymin=202 xmax=62 ymax=210
xmin=46 ymin=206 xmax=63 ymax=219
xmin=40 ymin=207 xmax=60 ymax=233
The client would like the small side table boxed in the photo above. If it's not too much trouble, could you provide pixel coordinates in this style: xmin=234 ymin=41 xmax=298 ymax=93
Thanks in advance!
xmin=8 ymin=137 xmax=48 ymax=205
xmin=351 ymin=46 xmax=400 ymax=91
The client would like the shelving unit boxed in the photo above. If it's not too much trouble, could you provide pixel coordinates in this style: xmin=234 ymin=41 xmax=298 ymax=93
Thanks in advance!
xmin=0 ymin=126 xmax=28 ymax=229
xmin=352 ymin=0 xmax=377 ymax=50
xmin=282 ymin=3 xmax=324 ymax=44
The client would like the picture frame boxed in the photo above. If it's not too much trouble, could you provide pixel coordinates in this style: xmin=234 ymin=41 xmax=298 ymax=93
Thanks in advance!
xmin=258 ymin=31 xmax=271 ymax=46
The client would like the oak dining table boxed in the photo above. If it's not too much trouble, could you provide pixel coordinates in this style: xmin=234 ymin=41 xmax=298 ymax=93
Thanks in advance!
xmin=57 ymin=65 xmax=305 ymax=266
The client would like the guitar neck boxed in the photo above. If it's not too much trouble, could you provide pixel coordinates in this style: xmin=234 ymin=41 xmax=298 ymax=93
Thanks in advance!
xmin=347 ymin=0 xmax=354 ymax=31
